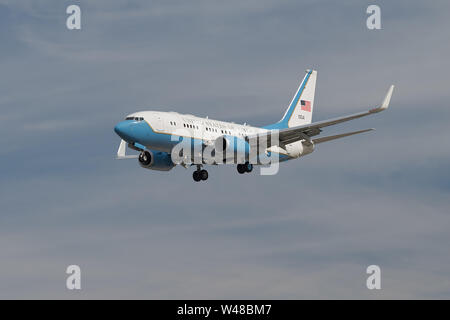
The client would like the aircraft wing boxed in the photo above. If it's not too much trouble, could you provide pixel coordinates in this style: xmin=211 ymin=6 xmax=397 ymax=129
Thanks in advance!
xmin=247 ymin=85 xmax=394 ymax=147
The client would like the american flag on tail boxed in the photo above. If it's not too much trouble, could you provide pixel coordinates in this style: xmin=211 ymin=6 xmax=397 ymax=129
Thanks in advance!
xmin=300 ymin=100 xmax=311 ymax=112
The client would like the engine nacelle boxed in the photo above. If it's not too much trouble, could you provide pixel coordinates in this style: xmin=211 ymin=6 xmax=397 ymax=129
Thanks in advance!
xmin=138 ymin=150 xmax=175 ymax=171
xmin=285 ymin=141 xmax=315 ymax=158
xmin=214 ymin=135 xmax=250 ymax=155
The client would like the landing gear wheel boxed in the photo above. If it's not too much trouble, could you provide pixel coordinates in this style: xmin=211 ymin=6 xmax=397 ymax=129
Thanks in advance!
xmin=193 ymin=170 xmax=201 ymax=182
xmin=200 ymin=169 xmax=208 ymax=181
xmin=138 ymin=151 xmax=151 ymax=166
xmin=245 ymin=162 xmax=253 ymax=173
xmin=237 ymin=164 xmax=246 ymax=174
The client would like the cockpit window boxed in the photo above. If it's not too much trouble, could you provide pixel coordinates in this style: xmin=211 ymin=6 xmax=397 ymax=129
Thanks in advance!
xmin=125 ymin=117 xmax=144 ymax=121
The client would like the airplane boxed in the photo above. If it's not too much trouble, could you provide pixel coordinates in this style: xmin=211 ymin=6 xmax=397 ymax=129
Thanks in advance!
xmin=114 ymin=69 xmax=394 ymax=182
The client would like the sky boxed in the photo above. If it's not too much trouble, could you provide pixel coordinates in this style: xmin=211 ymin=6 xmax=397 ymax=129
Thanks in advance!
xmin=1 ymin=0 xmax=450 ymax=299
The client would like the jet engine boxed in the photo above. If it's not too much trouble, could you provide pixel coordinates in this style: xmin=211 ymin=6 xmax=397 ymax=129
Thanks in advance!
xmin=284 ymin=141 xmax=315 ymax=158
xmin=138 ymin=150 xmax=175 ymax=171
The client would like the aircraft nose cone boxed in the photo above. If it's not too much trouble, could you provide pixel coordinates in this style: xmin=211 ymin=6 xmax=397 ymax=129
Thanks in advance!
xmin=114 ymin=121 xmax=133 ymax=141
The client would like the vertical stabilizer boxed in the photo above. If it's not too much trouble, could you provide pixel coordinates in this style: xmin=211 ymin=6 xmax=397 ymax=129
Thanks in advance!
xmin=265 ymin=69 xmax=317 ymax=129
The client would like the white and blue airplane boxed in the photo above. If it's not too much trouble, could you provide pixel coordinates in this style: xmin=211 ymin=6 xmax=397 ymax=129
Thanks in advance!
xmin=114 ymin=69 xmax=394 ymax=181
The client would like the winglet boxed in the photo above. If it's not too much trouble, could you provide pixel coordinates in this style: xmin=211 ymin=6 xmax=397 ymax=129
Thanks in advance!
xmin=381 ymin=85 xmax=394 ymax=110
xmin=117 ymin=139 xmax=126 ymax=158
xmin=370 ymin=85 xmax=394 ymax=113
xmin=116 ymin=139 xmax=138 ymax=159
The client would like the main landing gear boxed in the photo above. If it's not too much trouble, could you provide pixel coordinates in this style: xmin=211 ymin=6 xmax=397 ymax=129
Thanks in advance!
xmin=237 ymin=162 xmax=253 ymax=174
xmin=191 ymin=163 xmax=252 ymax=181
xmin=193 ymin=165 xmax=208 ymax=182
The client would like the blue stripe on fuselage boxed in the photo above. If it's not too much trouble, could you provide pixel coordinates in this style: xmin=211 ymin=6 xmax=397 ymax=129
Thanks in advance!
xmin=115 ymin=121 xmax=295 ymax=163
xmin=118 ymin=120 xmax=205 ymax=153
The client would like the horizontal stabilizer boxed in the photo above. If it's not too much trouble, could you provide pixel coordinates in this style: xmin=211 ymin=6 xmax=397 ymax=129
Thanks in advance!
xmin=312 ymin=128 xmax=374 ymax=144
